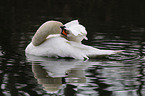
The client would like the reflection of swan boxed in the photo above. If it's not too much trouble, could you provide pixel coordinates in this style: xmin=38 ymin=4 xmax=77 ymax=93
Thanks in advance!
xmin=29 ymin=55 xmax=97 ymax=93
xmin=32 ymin=63 xmax=63 ymax=93
xmin=25 ymin=20 xmax=120 ymax=59
xmin=28 ymin=55 xmax=139 ymax=96
xmin=28 ymin=54 xmax=96 ymax=77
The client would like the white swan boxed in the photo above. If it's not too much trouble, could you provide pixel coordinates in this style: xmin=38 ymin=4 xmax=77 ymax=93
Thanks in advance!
xmin=25 ymin=20 xmax=120 ymax=60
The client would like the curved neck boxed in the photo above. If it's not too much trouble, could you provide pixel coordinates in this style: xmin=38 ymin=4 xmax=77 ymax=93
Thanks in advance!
xmin=32 ymin=21 xmax=63 ymax=46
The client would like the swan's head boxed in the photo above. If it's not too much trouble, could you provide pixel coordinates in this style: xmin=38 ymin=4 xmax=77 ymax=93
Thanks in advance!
xmin=60 ymin=26 xmax=68 ymax=37
xmin=60 ymin=20 xmax=88 ymax=43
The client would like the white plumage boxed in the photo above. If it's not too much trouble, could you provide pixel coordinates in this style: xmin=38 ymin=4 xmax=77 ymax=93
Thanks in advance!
xmin=25 ymin=20 xmax=121 ymax=60
xmin=65 ymin=20 xmax=87 ymax=36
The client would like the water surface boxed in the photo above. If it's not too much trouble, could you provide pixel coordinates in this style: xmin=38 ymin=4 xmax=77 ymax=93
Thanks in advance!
xmin=0 ymin=1 xmax=145 ymax=96
xmin=0 ymin=24 xmax=145 ymax=96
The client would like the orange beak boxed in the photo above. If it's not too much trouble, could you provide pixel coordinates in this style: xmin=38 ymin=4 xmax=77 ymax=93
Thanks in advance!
xmin=60 ymin=26 xmax=67 ymax=37
xmin=61 ymin=29 xmax=67 ymax=36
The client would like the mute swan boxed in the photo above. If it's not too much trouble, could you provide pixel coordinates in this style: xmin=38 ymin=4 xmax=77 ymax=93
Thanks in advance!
xmin=25 ymin=20 xmax=120 ymax=60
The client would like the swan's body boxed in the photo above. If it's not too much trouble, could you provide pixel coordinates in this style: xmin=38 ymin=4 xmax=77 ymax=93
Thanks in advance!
xmin=25 ymin=20 xmax=120 ymax=60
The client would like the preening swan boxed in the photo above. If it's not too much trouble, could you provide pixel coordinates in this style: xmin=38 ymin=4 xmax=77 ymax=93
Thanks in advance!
xmin=25 ymin=20 xmax=120 ymax=60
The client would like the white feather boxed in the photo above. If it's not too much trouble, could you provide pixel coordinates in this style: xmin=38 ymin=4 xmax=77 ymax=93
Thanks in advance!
xmin=64 ymin=20 xmax=88 ymax=42
xmin=64 ymin=20 xmax=79 ymax=28
xmin=25 ymin=20 xmax=121 ymax=60
xmin=65 ymin=20 xmax=87 ymax=36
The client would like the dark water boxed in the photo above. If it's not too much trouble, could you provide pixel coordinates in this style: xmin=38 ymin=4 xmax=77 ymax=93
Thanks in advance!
xmin=1 ymin=1 xmax=145 ymax=96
